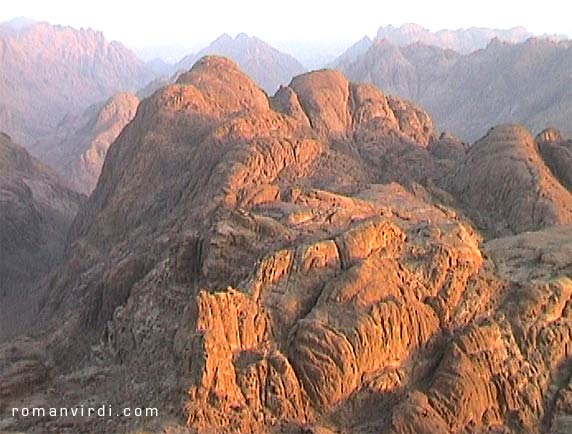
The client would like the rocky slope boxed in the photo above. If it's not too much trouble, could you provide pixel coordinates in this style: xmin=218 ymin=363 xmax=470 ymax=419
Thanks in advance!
xmin=338 ymin=37 xmax=572 ymax=141
xmin=2 ymin=57 xmax=572 ymax=434
xmin=0 ymin=133 xmax=83 ymax=341
xmin=536 ymin=127 xmax=572 ymax=191
xmin=175 ymin=33 xmax=306 ymax=94
xmin=444 ymin=124 xmax=572 ymax=236
xmin=33 ymin=93 xmax=140 ymax=194
xmin=0 ymin=20 xmax=154 ymax=148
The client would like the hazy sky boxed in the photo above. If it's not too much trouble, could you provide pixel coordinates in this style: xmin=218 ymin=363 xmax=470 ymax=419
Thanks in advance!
xmin=1 ymin=0 xmax=570 ymax=48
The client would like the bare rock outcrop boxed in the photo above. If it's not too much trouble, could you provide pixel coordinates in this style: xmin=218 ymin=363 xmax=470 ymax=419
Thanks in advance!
xmin=0 ymin=57 xmax=457 ymax=433
xmin=386 ymin=227 xmax=572 ymax=434
xmin=444 ymin=124 xmax=572 ymax=236
xmin=536 ymin=128 xmax=572 ymax=191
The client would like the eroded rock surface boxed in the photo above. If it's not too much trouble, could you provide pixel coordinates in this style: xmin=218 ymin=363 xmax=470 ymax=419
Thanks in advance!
xmin=3 ymin=57 xmax=572 ymax=434
xmin=536 ymin=128 xmax=572 ymax=191
xmin=444 ymin=124 xmax=572 ymax=236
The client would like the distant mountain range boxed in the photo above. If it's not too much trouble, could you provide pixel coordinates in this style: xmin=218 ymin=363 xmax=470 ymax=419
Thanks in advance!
xmin=0 ymin=19 xmax=155 ymax=148
xmin=374 ymin=23 xmax=535 ymax=52
xmin=1 ymin=17 xmax=571 ymax=199
xmin=336 ymin=37 xmax=572 ymax=140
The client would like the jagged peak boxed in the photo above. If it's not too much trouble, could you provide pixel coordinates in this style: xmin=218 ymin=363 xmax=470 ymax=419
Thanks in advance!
xmin=399 ymin=23 xmax=427 ymax=33
xmin=211 ymin=32 xmax=233 ymax=44
xmin=235 ymin=32 xmax=250 ymax=41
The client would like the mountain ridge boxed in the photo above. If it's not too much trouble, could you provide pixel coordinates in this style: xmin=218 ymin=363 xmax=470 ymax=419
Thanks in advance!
xmin=337 ymin=37 xmax=572 ymax=140
xmin=375 ymin=23 xmax=535 ymax=53
xmin=0 ymin=20 xmax=155 ymax=149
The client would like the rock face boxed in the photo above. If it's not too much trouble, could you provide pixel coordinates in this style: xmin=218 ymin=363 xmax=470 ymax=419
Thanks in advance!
xmin=536 ymin=128 xmax=572 ymax=191
xmin=3 ymin=57 xmax=572 ymax=434
xmin=0 ymin=20 xmax=154 ymax=148
xmin=337 ymin=37 xmax=572 ymax=141
xmin=0 ymin=133 xmax=83 ymax=341
xmin=175 ymin=33 xmax=306 ymax=94
xmin=33 ymin=93 xmax=140 ymax=194
xmin=444 ymin=124 xmax=572 ymax=236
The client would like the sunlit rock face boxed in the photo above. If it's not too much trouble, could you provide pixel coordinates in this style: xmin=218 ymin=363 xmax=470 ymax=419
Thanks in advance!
xmin=2 ymin=57 xmax=572 ymax=434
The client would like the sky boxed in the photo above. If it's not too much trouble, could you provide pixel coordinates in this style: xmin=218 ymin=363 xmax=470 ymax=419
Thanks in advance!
xmin=1 ymin=0 xmax=570 ymax=49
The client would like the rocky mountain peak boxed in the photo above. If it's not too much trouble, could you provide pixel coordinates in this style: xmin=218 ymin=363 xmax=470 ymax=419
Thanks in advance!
xmin=175 ymin=56 xmax=270 ymax=115
xmin=0 ymin=16 xmax=37 ymax=32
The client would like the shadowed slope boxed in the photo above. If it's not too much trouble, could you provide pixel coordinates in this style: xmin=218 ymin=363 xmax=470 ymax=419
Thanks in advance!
xmin=0 ymin=133 xmax=83 ymax=341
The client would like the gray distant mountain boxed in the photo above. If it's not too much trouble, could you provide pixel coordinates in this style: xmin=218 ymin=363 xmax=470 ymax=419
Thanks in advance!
xmin=337 ymin=37 xmax=572 ymax=140
xmin=329 ymin=36 xmax=373 ymax=68
xmin=375 ymin=23 xmax=533 ymax=53
xmin=175 ymin=33 xmax=306 ymax=94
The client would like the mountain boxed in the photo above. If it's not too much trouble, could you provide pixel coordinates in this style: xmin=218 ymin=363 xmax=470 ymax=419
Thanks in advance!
xmin=0 ymin=57 xmax=451 ymax=432
xmin=375 ymin=23 xmax=533 ymax=53
xmin=338 ymin=37 xmax=572 ymax=140
xmin=33 ymin=93 xmax=140 ymax=194
xmin=3 ymin=58 xmax=572 ymax=434
xmin=0 ymin=19 xmax=154 ymax=148
xmin=331 ymin=35 xmax=373 ymax=68
xmin=444 ymin=124 xmax=572 ymax=236
xmin=536 ymin=127 xmax=572 ymax=190
xmin=175 ymin=33 xmax=306 ymax=94
xmin=0 ymin=133 xmax=83 ymax=341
